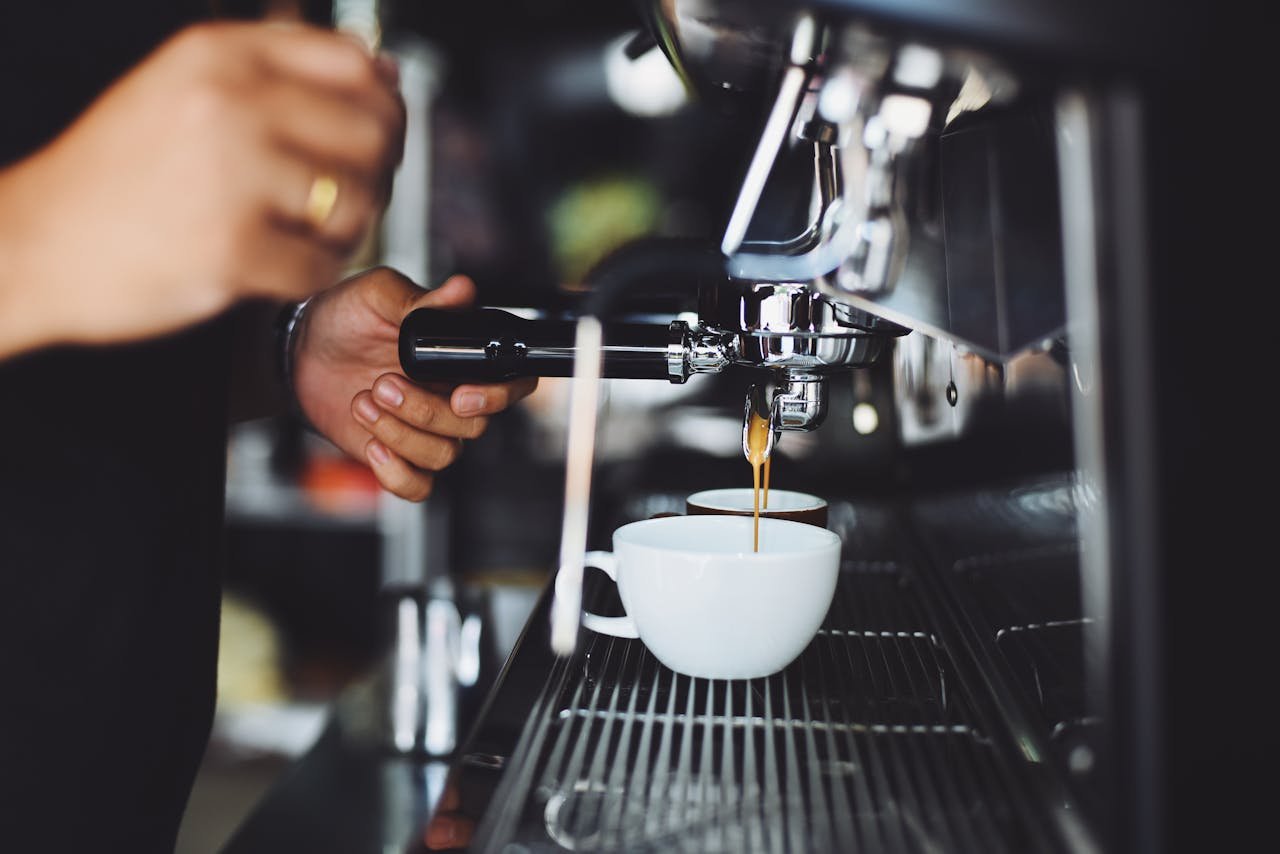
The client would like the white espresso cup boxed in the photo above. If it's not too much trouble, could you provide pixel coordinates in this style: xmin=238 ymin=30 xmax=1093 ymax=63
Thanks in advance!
xmin=686 ymin=487 xmax=829 ymax=528
xmin=578 ymin=514 xmax=842 ymax=680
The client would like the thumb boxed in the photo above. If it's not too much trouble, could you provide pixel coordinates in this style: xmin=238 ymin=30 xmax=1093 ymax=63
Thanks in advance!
xmin=404 ymin=274 xmax=477 ymax=316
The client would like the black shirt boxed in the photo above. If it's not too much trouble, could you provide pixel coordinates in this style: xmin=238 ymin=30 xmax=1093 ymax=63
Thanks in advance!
xmin=0 ymin=3 xmax=232 ymax=851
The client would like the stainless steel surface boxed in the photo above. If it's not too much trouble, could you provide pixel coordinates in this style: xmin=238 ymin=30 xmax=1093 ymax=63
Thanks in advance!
xmin=906 ymin=477 xmax=1103 ymax=854
xmin=890 ymin=333 xmax=1030 ymax=447
xmin=719 ymin=11 xmax=821 ymax=257
xmin=699 ymin=280 xmax=905 ymax=443
xmin=666 ymin=321 xmax=735 ymax=383
xmin=720 ymin=61 xmax=813 ymax=257
xmin=737 ymin=134 xmax=841 ymax=258
xmin=645 ymin=0 xmax=802 ymax=105
xmin=771 ymin=373 xmax=828 ymax=432
xmin=524 ymin=345 xmax=668 ymax=358
xmin=1053 ymin=84 xmax=1162 ymax=854
xmin=666 ymin=283 xmax=905 ymax=388
xmin=724 ymin=21 xmax=913 ymax=291
xmin=707 ymin=7 xmax=1064 ymax=361
xmin=1054 ymin=90 xmax=1112 ymax=768
xmin=670 ymin=283 xmax=903 ymax=389
xmin=649 ymin=1 xmax=1184 ymax=79
xmin=729 ymin=283 xmax=903 ymax=344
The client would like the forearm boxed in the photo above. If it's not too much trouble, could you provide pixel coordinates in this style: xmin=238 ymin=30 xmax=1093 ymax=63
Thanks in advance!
xmin=0 ymin=272 xmax=54 ymax=363
xmin=0 ymin=161 xmax=66 ymax=362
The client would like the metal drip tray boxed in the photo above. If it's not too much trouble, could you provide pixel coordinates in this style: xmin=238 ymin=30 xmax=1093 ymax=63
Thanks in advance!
xmin=465 ymin=563 xmax=1063 ymax=853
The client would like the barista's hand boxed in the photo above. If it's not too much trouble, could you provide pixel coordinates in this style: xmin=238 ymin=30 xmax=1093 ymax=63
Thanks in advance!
xmin=0 ymin=20 xmax=403 ymax=360
xmin=292 ymin=267 xmax=538 ymax=501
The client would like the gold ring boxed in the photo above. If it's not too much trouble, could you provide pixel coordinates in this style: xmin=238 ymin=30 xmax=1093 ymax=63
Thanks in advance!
xmin=303 ymin=174 xmax=339 ymax=228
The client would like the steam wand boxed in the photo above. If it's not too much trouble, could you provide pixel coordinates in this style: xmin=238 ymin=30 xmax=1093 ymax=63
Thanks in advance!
xmin=547 ymin=240 xmax=728 ymax=656
xmin=550 ymin=317 xmax=604 ymax=655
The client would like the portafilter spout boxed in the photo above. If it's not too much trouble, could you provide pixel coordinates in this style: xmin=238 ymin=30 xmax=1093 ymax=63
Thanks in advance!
xmin=740 ymin=371 xmax=828 ymax=465
xmin=773 ymin=372 xmax=828 ymax=431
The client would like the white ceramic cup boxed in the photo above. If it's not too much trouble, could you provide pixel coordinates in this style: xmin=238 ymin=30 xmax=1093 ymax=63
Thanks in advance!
xmin=578 ymin=514 xmax=842 ymax=680
xmin=685 ymin=487 xmax=829 ymax=528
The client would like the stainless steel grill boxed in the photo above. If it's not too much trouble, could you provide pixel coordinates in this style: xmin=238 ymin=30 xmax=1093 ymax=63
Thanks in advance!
xmin=467 ymin=561 xmax=1071 ymax=853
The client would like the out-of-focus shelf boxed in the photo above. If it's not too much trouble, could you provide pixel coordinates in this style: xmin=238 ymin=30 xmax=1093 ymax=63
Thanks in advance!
xmin=225 ymin=478 xmax=377 ymax=530
xmin=225 ymin=418 xmax=379 ymax=530
xmin=210 ymin=701 xmax=333 ymax=760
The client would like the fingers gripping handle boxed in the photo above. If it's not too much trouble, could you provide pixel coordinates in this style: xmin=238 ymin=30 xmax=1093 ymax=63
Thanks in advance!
xmin=578 ymin=551 xmax=640 ymax=639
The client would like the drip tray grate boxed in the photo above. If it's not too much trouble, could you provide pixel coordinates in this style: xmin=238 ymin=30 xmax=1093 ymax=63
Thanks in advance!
xmin=469 ymin=564 xmax=1055 ymax=853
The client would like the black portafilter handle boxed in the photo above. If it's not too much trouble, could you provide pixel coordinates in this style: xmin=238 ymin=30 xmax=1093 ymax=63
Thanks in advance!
xmin=400 ymin=237 xmax=729 ymax=384
xmin=398 ymin=307 xmax=679 ymax=383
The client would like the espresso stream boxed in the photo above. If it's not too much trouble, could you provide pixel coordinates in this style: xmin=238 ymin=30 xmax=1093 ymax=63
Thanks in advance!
xmin=746 ymin=410 xmax=772 ymax=552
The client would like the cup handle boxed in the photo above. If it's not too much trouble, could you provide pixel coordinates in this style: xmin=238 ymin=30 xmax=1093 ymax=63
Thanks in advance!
xmin=579 ymin=550 xmax=640 ymax=639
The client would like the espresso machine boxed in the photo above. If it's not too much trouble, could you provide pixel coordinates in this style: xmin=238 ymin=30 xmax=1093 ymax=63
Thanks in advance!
xmin=399 ymin=1 xmax=1080 ymax=659
xmin=377 ymin=1 xmax=1213 ymax=852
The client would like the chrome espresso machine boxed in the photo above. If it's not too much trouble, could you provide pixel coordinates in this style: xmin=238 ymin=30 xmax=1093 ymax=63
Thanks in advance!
xmin=386 ymin=1 xmax=1221 ymax=853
